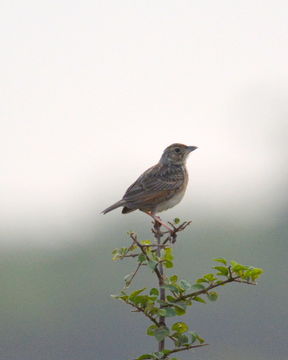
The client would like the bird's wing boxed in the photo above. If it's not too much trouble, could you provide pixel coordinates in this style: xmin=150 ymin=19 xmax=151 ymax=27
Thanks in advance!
xmin=123 ymin=164 xmax=185 ymax=205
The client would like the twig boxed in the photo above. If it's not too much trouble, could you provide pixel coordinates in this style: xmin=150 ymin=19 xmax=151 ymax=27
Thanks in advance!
xmin=234 ymin=279 xmax=257 ymax=285
xmin=174 ymin=275 xmax=256 ymax=303
xmin=162 ymin=221 xmax=192 ymax=244
xmin=129 ymin=232 xmax=163 ymax=282
xmin=121 ymin=253 xmax=141 ymax=258
xmin=124 ymin=262 xmax=143 ymax=288
xmin=123 ymin=299 xmax=160 ymax=326
xmin=163 ymin=343 xmax=209 ymax=358
xmin=154 ymin=220 xmax=166 ymax=352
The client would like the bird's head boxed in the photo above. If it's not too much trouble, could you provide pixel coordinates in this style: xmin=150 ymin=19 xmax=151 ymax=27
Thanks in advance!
xmin=160 ymin=143 xmax=198 ymax=165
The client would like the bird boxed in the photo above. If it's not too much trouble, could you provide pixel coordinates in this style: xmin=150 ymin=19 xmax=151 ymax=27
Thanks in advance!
xmin=102 ymin=143 xmax=197 ymax=230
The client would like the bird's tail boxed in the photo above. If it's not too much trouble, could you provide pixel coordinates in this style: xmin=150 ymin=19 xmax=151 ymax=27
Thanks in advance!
xmin=102 ymin=200 xmax=125 ymax=214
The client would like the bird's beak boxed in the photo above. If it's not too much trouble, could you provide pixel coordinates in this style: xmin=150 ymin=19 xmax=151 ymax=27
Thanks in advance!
xmin=187 ymin=146 xmax=198 ymax=153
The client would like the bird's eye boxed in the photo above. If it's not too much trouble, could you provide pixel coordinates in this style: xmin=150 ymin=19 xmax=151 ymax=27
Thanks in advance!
xmin=174 ymin=148 xmax=180 ymax=153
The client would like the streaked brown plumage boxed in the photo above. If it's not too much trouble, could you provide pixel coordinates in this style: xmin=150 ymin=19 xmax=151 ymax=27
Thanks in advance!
xmin=102 ymin=144 xmax=197 ymax=220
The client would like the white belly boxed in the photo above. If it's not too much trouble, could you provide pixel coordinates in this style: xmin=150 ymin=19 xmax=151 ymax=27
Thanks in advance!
xmin=154 ymin=188 xmax=186 ymax=213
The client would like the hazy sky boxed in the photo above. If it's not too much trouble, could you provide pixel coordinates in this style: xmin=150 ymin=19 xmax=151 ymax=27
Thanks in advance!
xmin=1 ymin=0 xmax=287 ymax=244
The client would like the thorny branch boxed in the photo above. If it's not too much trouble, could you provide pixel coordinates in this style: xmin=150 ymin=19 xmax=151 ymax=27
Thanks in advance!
xmin=122 ymin=297 xmax=160 ymax=326
xmin=173 ymin=270 xmax=256 ymax=303
xmin=152 ymin=220 xmax=192 ymax=245
xmin=129 ymin=232 xmax=163 ymax=282
xmin=112 ymin=218 xmax=263 ymax=360
xmin=162 ymin=343 xmax=209 ymax=358
xmin=124 ymin=261 xmax=144 ymax=288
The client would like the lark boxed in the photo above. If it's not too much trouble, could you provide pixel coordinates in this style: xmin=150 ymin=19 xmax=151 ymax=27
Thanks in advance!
xmin=102 ymin=143 xmax=197 ymax=230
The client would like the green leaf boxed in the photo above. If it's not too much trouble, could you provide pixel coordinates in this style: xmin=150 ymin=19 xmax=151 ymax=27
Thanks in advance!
xmin=214 ymin=257 xmax=227 ymax=265
xmin=134 ymin=295 xmax=149 ymax=305
xmin=137 ymin=354 xmax=154 ymax=360
xmin=159 ymin=307 xmax=177 ymax=317
xmin=152 ymin=352 xmax=165 ymax=359
xmin=197 ymin=335 xmax=205 ymax=344
xmin=119 ymin=247 xmax=128 ymax=255
xmin=196 ymin=277 xmax=209 ymax=283
xmin=124 ymin=273 xmax=132 ymax=283
xmin=175 ymin=334 xmax=189 ymax=346
xmin=172 ymin=321 xmax=189 ymax=333
xmin=174 ymin=307 xmax=186 ymax=316
xmin=164 ymin=247 xmax=174 ymax=260
xmin=158 ymin=309 xmax=166 ymax=316
xmin=110 ymin=293 xmax=129 ymax=301
xmin=191 ymin=283 xmax=206 ymax=290
xmin=147 ymin=325 xmax=157 ymax=336
xmin=110 ymin=294 xmax=121 ymax=299
xmin=247 ymin=267 xmax=263 ymax=276
xmin=141 ymin=240 xmax=152 ymax=245
xmin=148 ymin=260 xmax=158 ymax=270
xmin=170 ymin=275 xmax=178 ymax=283
xmin=165 ymin=307 xmax=177 ymax=317
xmin=207 ymin=291 xmax=218 ymax=301
xmin=179 ymin=279 xmax=192 ymax=291
xmin=166 ymin=295 xmax=176 ymax=302
xmin=179 ymin=334 xmax=189 ymax=345
xmin=174 ymin=217 xmax=180 ymax=224
xmin=161 ymin=284 xmax=179 ymax=293
xmin=193 ymin=296 xmax=206 ymax=304
xmin=230 ymin=260 xmax=248 ymax=272
xmin=164 ymin=259 xmax=174 ymax=268
xmin=138 ymin=254 xmax=146 ymax=263
xmin=230 ymin=260 xmax=238 ymax=267
xmin=129 ymin=288 xmax=146 ymax=301
xmin=250 ymin=267 xmax=264 ymax=280
xmin=150 ymin=288 xmax=159 ymax=296
xmin=154 ymin=327 xmax=170 ymax=342
xmin=173 ymin=301 xmax=187 ymax=311
xmin=188 ymin=331 xmax=197 ymax=344
xmin=189 ymin=331 xmax=205 ymax=344
xmin=112 ymin=248 xmax=121 ymax=260
xmin=162 ymin=349 xmax=172 ymax=355
xmin=203 ymin=273 xmax=217 ymax=282
xmin=213 ymin=266 xmax=229 ymax=276
xmin=235 ymin=265 xmax=249 ymax=273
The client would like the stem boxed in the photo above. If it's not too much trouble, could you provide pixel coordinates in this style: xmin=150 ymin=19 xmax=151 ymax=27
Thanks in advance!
xmin=124 ymin=299 xmax=160 ymax=326
xmin=124 ymin=262 xmax=143 ymax=288
xmin=163 ymin=343 xmax=209 ymax=358
xmin=154 ymin=220 xmax=166 ymax=352
xmin=174 ymin=274 xmax=256 ymax=303
xmin=130 ymin=232 xmax=163 ymax=281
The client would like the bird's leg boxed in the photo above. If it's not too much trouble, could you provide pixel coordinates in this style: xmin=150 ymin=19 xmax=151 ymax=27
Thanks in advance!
xmin=144 ymin=211 xmax=174 ymax=232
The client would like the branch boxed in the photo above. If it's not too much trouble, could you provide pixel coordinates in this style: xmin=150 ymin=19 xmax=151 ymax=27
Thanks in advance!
xmin=112 ymin=219 xmax=263 ymax=360
xmin=175 ymin=275 xmax=256 ymax=303
xmin=163 ymin=343 xmax=209 ymax=358
xmin=122 ymin=299 xmax=177 ymax=350
xmin=129 ymin=232 xmax=163 ymax=282
xmin=124 ymin=262 xmax=144 ymax=288
xmin=163 ymin=221 xmax=192 ymax=244
xmin=153 ymin=220 xmax=166 ymax=353
xmin=121 ymin=253 xmax=141 ymax=258
xmin=122 ymin=298 xmax=160 ymax=326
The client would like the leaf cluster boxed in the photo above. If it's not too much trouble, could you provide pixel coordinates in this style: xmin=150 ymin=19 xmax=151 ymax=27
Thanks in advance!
xmin=111 ymin=223 xmax=264 ymax=360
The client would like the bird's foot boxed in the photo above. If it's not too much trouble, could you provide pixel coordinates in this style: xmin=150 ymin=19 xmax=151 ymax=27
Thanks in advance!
xmin=150 ymin=214 xmax=174 ymax=233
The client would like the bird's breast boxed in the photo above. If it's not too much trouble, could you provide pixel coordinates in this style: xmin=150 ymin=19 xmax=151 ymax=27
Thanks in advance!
xmin=154 ymin=185 xmax=187 ymax=213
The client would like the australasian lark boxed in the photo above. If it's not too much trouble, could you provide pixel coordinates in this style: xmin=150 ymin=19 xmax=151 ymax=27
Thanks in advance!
xmin=102 ymin=143 xmax=197 ymax=230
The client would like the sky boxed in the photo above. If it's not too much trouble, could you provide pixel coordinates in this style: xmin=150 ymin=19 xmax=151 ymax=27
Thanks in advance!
xmin=0 ymin=0 xmax=287 ymax=245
